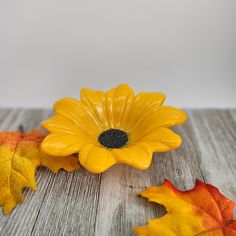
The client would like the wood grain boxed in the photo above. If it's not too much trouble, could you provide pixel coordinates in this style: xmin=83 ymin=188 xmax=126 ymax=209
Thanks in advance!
xmin=0 ymin=109 xmax=235 ymax=236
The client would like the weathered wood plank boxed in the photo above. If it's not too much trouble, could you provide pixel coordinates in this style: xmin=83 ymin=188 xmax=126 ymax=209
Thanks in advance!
xmin=31 ymin=170 xmax=101 ymax=236
xmin=229 ymin=109 xmax=236 ymax=122
xmin=189 ymin=109 xmax=236 ymax=201
xmin=0 ymin=109 xmax=235 ymax=236
xmin=0 ymin=109 xmax=11 ymax=126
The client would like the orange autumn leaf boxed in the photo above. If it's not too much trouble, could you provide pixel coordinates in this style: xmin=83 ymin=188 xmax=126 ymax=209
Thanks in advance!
xmin=0 ymin=130 xmax=79 ymax=215
xmin=134 ymin=179 xmax=236 ymax=236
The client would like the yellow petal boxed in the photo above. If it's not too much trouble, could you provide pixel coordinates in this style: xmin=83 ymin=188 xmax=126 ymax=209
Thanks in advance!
xmin=148 ymin=105 xmax=187 ymax=127
xmin=131 ymin=106 xmax=187 ymax=139
xmin=53 ymin=97 xmax=101 ymax=137
xmin=105 ymin=84 xmax=135 ymax=128
xmin=41 ymin=115 xmax=93 ymax=139
xmin=134 ymin=92 xmax=166 ymax=110
xmin=40 ymin=149 xmax=79 ymax=173
xmin=79 ymin=144 xmax=116 ymax=173
xmin=112 ymin=143 xmax=153 ymax=170
xmin=80 ymin=88 xmax=109 ymax=129
xmin=125 ymin=92 xmax=166 ymax=130
xmin=41 ymin=133 xmax=86 ymax=156
xmin=133 ymin=127 xmax=182 ymax=152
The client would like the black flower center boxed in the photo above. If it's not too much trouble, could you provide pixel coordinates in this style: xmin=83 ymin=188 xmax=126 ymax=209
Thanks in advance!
xmin=98 ymin=129 xmax=128 ymax=148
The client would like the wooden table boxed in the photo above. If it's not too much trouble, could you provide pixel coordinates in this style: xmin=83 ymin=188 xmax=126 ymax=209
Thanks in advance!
xmin=0 ymin=109 xmax=235 ymax=236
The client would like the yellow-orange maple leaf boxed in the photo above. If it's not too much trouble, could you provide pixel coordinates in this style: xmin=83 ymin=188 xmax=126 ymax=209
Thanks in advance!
xmin=0 ymin=130 xmax=79 ymax=215
xmin=134 ymin=179 xmax=236 ymax=236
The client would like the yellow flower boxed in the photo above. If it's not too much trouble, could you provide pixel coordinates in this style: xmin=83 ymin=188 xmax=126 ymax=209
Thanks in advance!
xmin=41 ymin=84 xmax=186 ymax=173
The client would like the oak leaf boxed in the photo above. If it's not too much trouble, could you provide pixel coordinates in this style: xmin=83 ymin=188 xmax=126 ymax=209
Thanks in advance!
xmin=0 ymin=130 xmax=79 ymax=215
xmin=134 ymin=179 xmax=236 ymax=236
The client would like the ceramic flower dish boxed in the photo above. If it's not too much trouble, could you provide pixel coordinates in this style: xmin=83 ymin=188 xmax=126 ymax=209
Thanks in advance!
xmin=41 ymin=84 xmax=187 ymax=173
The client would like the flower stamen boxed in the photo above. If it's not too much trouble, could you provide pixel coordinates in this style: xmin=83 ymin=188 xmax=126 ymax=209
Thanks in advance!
xmin=98 ymin=129 xmax=128 ymax=148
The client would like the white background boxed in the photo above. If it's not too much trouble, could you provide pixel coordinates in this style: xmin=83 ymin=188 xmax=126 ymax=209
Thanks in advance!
xmin=0 ymin=0 xmax=235 ymax=108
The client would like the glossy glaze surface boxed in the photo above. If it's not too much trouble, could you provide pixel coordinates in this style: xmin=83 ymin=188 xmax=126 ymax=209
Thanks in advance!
xmin=41 ymin=84 xmax=187 ymax=173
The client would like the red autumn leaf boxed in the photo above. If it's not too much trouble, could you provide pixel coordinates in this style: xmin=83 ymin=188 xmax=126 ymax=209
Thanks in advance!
xmin=134 ymin=179 xmax=236 ymax=236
